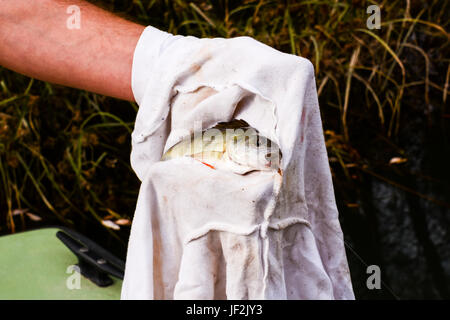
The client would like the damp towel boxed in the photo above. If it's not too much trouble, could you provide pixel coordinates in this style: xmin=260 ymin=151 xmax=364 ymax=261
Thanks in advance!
xmin=121 ymin=26 xmax=355 ymax=300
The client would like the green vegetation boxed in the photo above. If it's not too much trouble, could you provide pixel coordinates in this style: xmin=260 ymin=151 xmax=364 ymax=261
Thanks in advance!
xmin=0 ymin=0 xmax=448 ymax=256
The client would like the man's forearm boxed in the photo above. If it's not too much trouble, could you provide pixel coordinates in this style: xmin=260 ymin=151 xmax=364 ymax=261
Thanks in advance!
xmin=0 ymin=0 xmax=145 ymax=101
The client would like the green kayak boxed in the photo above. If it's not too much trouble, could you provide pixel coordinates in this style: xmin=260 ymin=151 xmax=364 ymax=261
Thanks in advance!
xmin=0 ymin=227 xmax=123 ymax=300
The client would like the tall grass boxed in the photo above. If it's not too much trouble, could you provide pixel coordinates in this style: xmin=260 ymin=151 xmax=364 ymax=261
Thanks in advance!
xmin=0 ymin=0 xmax=448 ymax=251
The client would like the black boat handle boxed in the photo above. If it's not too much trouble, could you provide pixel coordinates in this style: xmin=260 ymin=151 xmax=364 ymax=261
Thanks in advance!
xmin=56 ymin=228 xmax=125 ymax=287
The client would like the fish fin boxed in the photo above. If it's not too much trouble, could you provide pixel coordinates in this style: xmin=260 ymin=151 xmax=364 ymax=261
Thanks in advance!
xmin=212 ymin=119 xmax=251 ymax=130
xmin=200 ymin=161 xmax=216 ymax=169
xmin=192 ymin=158 xmax=216 ymax=169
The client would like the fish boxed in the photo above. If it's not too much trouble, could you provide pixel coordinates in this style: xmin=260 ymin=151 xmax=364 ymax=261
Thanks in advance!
xmin=161 ymin=119 xmax=282 ymax=174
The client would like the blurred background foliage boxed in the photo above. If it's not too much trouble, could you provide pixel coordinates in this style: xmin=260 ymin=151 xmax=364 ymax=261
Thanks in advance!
xmin=0 ymin=0 xmax=449 ymax=299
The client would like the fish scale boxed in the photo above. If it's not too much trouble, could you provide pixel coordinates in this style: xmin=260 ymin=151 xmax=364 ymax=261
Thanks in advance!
xmin=161 ymin=119 xmax=281 ymax=174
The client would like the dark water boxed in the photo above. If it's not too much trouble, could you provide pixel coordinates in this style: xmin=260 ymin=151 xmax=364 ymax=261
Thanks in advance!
xmin=339 ymin=95 xmax=450 ymax=299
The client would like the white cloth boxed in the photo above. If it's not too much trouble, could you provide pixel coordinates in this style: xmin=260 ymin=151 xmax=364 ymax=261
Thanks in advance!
xmin=121 ymin=26 xmax=355 ymax=300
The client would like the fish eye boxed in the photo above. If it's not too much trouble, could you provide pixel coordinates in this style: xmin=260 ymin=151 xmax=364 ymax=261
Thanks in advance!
xmin=265 ymin=153 xmax=272 ymax=160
